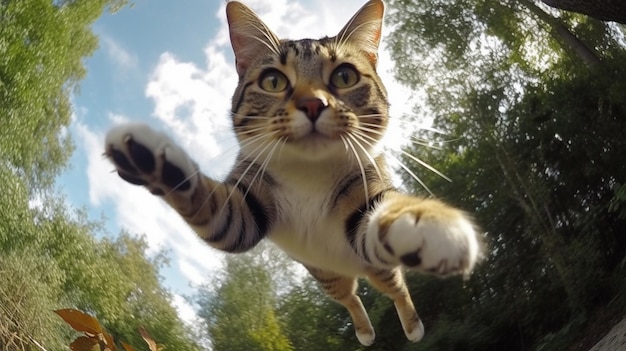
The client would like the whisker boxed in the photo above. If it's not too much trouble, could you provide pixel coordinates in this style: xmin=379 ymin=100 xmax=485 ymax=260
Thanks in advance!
xmin=352 ymin=129 xmax=449 ymax=192
xmin=355 ymin=113 xmax=386 ymax=119
xmin=398 ymin=150 xmax=451 ymax=182
xmin=240 ymin=137 xmax=283 ymax=204
xmin=231 ymin=112 xmax=273 ymax=119
xmin=244 ymin=22 xmax=281 ymax=56
xmin=342 ymin=135 xmax=370 ymax=207
xmin=217 ymin=133 xmax=279 ymax=216
xmin=186 ymin=132 xmax=274 ymax=223
xmin=348 ymin=132 xmax=384 ymax=182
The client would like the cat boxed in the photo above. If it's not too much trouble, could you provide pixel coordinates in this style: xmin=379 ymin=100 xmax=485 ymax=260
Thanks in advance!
xmin=104 ymin=0 xmax=481 ymax=346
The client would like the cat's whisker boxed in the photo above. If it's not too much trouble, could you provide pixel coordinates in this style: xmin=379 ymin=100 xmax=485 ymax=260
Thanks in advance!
xmin=187 ymin=133 xmax=274 ymax=223
xmin=340 ymin=134 xmax=351 ymax=155
xmin=231 ymin=112 xmax=273 ymax=119
xmin=217 ymin=133 xmax=280 ymax=217
xmin=356 ymin=113 xmax=386 ymax=119
xmin=353 ymin=127 xmax=448 ymax=192
xmin=243 ymin=22 xmax=281 ymax=56
xmin=239 ymin=137 xmax=283 ymax=205
xmin=276 ymin=136 xmax=288 ymax=162
xmin=355 ymin=124 xmax=386 ymax=137
xmin=384 ymin=151 xmax=435 ymax=196
xmin=232 ymin=126 xmax=268 ymax=135
xmin=347 ymin=132 xmax=384 ymax=182
xmin=343 ymin=134 xmax=370 ymax=207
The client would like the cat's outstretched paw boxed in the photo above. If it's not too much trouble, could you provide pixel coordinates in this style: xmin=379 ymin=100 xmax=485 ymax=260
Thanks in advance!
xmin=374 ymin=198 xmax=481 ymax=277
xmin=104 ymin=123 xmax=198 ymax=196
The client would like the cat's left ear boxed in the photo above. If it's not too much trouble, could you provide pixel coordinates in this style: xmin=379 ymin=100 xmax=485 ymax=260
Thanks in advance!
xmin=226 ymin=1 xmax=281 ymax=77
xmin=336 ymin=0 xmax=384 ymax=66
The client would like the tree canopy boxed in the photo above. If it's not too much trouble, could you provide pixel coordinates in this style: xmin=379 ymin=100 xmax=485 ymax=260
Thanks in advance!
xmin=0 ymin=1 xmax=199 ymax=350
xmin=194 ymin=1 xmax=626 ymax=350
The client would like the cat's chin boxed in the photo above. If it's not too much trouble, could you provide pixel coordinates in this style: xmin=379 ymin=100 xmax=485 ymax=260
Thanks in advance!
xmin=284 ymin=133 xmax=349 ymax=160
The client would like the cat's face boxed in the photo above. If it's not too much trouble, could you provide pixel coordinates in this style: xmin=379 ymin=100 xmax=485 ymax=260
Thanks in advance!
xmin=226 ymin=0 xmax=388 ymax=162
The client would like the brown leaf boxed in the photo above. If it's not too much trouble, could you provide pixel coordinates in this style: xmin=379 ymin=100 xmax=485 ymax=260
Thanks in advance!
xmin=102 ymin=332 xmax=117 ymax=351
xmin=69 ymin=336 xmax=100 ymax=351
xmin=121 ymin=341 xmax=137 ymax=351
xmin=55 ymin=309 xmax=103 ymax=335
xmin=138 ymin=327 xmax=162 ymax=351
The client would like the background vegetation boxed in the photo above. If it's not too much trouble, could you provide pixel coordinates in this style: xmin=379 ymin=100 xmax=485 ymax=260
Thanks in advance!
xmin=1 ymin=0 xmax=624 ymax=350
xmin=194 ymin=1 xmax=626 ymax=351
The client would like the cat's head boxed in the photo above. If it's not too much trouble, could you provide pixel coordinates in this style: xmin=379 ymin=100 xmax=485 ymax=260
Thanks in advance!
xmin=227 ymin=0 xmax=388 ymax=162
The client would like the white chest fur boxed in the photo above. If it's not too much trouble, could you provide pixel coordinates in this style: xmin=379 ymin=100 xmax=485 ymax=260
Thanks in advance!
xmin=266 ymin=163 xmax=368 ymax=276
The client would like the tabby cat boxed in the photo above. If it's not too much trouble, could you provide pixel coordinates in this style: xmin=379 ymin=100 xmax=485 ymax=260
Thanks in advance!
xmin=104 ymin=0 xmax=480 ymax=346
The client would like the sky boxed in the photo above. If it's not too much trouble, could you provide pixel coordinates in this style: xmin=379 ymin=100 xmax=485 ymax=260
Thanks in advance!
xmin=59 ymin=0 xmax=424 ymax=325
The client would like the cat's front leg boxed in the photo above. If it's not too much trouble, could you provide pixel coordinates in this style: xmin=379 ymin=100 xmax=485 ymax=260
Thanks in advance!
xmin=367 ymin=193 xmax=481 ymax=277
xmin=104 ymin=123 xmax=272 ymax=252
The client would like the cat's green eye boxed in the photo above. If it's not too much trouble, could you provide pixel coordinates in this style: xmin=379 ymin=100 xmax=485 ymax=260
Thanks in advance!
xmin=259 ymin=70 xmax=289 ymax=92
xmin=330 ymin=64 xmax=359 ymax=89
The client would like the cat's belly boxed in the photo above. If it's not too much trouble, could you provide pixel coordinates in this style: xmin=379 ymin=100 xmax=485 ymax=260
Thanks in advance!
xmin=269 ymin=221 xmax=368 ymax=277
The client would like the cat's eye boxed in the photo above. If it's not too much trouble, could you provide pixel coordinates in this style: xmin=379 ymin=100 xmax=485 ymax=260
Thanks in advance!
xmin=330 ymin=64 xmax=359 ymax=89
xmin=259 ymin=69 xmax=289 ymax=92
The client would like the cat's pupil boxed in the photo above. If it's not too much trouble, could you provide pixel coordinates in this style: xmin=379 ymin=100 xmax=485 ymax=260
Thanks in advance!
xmin=269 ymin=76 xmax=279 ymax=88
xmin=338 ymin=71 xmax=350 ymax=85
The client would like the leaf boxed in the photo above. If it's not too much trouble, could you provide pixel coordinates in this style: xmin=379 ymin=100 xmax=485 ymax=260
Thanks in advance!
xmin=103 ymin=332 xmax=117 ymax=351
xmin=55 ymin=309 xmax=103 ymax=335
xmin=139 ymin=327 xmax=164 ymax=351
xmin=69 ymin=336 xmax=100 ymax=351
xmin=121 ymin=341 xmax=137 ymax=351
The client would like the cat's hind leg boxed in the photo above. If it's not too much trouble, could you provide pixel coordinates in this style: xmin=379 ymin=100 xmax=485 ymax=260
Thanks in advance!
xmin=306 ymin=266 xmax=375 ymax=346
xmin=366 ymin=267 xmax=424 ymax=342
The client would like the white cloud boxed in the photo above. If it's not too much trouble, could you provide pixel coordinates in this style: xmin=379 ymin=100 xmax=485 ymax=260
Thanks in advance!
xmin=101 ymin=34 xmax=138 ymax=70
xmin=171 ymin=293 xmax=200 ymax=326
xmin=75 ymin=117 xmax=221 ymax=286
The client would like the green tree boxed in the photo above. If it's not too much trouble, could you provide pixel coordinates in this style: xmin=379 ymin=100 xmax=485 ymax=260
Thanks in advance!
xmin=381 ymin=0 xmax=626 ymax=349
xmin=0 ymin=1 xmax=201 ymax=350
xmin=0 ymin=0 xmax=126 ymax=191
xmin=196 ymin=245 xmax=294 ymax=351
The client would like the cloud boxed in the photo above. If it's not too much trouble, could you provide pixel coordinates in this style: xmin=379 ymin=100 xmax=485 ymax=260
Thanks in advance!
xmin=101 ymin=35 xmax=138 ymax=70
xmin=75 ymin=117 xmax=221 ymax=287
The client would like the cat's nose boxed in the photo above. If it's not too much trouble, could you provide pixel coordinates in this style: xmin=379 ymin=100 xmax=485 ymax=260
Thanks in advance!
xmin=297 ymin=98 xmax=327 ymax=122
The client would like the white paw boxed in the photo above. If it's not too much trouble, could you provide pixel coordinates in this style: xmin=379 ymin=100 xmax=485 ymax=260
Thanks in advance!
xmin=356 ymin=329 xmax=375 ymax=346
xmin=405 ymin=319 xmax=425 ymax=342
xmin=385 ymin=213 xmax=480 ymax=277
xmin=104 ymin=123 xmax=198 ymax=195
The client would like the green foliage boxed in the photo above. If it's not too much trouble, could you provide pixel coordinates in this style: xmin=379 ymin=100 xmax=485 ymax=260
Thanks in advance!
xmin=380 ymin=1 xmax=626 ymax=350
xmin=196 ymin=246 xmax=294 ymax=351
xmin=0 ymin=0 xmax=126 ymax=191
xmin=0 ymin=2 xmax=198 ymax=350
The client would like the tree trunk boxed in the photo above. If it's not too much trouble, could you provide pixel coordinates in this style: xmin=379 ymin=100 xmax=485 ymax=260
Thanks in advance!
xmin=541 ymin=0 xmax=626 ymax=24
xmin=520 ymin=0 xmax=603 ymax=67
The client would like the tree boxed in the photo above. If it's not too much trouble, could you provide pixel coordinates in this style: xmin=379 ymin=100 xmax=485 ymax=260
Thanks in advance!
xmin=540 ymin=0 xmax=626 ymax=24
xmin=0 ymin=1 xmax=202 ymax=350
xmin=383 ymin=0 xmax=626 ymax=349
xmin=0 ymin=0 xmax=126 ymax=191
xmin=196 ymin=245 xmax=293 ymax=351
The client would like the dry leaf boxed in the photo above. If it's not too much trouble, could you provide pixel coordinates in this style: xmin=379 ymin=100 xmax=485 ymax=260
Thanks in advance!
xmin=55 ymin=309 xmax=103 ymax=335
xmin=138 ymin=327 xmax=163 ymax=351
xmin=103 ymin=332 xmax=117 ymax=351
xmin=69 ymin=336 xmax=100 ymax=351
xmin=121 ymin=341 xmax=137 ymax=351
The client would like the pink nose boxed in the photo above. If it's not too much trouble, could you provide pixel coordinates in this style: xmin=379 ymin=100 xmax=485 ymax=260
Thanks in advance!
xmin=297 ymin=98 xmax=327 ymax=122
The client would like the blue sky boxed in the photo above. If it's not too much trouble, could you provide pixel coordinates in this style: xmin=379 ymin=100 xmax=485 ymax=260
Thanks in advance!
xmin=59 ymin=0 xmax=424 ymax=323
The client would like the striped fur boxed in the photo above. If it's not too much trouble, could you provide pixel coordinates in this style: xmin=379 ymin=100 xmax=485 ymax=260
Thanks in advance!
xmin=104 ymin=0 xmax=480 ymax=346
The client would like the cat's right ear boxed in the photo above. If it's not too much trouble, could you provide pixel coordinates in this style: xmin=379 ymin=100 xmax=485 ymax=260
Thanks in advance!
xmin=226 ymin=1 xmax=281 ymax=77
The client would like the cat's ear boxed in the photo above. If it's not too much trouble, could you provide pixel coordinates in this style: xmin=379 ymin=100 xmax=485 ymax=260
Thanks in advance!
xmin=336 ymin=0 xmax=384 ymax=66
xmin=226 ymin=1 xmax=281 ymax=77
